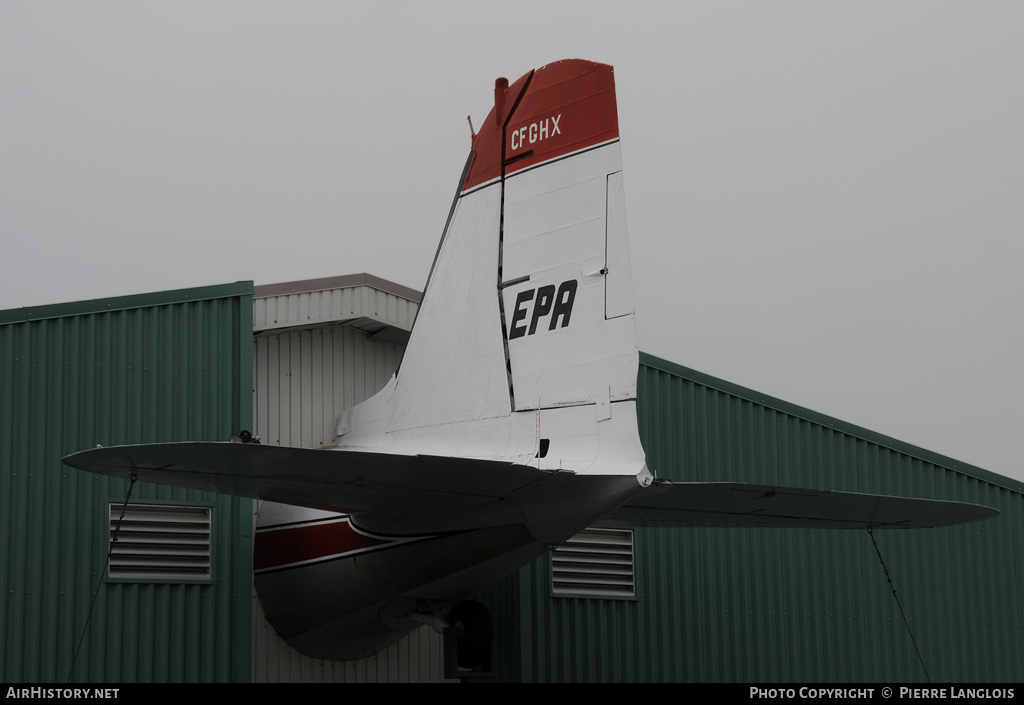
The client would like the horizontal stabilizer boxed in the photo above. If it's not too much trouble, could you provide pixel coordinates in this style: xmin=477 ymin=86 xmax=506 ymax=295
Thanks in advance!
xmin=62 ymin=442 xmax=582 ymax=534
xmin=607 ymin=480 xmax=1000 ymax=529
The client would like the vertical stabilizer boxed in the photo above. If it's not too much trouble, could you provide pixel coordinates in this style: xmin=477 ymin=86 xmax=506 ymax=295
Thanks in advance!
xmin=337 ymin=60 xmax=647 ymax=480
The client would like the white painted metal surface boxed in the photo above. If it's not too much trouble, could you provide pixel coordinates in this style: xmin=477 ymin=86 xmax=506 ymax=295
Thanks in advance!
xmin=502 ymin=142 xmax=638 ymax=411
xmin=388 ymin=183 xmax=511 ymax=430
xmin=334 ymin=140 xmax=649 ymax=479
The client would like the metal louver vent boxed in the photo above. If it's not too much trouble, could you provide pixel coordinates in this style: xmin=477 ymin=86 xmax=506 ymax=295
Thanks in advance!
xmin=551 ymin=527 xmax=635 ymax=597
xmin=108 ymin=504 xmax=212 ymax=581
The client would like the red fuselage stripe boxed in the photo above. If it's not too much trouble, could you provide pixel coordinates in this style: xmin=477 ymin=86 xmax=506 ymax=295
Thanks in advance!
xmin=253 ymin=519 xmax=392 ymax=571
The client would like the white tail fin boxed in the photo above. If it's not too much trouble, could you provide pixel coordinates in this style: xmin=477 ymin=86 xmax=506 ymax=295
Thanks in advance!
xmin=336 ymin=60 xmax=649 ymax=481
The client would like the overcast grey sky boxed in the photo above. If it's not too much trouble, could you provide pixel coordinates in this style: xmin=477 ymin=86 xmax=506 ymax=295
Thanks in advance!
xmin=2 ymin=2 xmax=1021 ymax=482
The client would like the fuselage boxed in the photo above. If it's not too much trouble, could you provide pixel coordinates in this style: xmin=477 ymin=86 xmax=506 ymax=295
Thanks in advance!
xmin=253 ymin=468 xmax=642 ymax=660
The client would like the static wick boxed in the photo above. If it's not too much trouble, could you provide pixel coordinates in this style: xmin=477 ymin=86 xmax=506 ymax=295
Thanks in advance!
xmin=467 ymin=115 xmax=475 ymax=139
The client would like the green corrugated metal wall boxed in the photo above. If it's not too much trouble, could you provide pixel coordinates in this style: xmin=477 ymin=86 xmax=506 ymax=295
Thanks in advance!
xmin=0 ymin=284 xmax=254 ymax=682
xmin=478 ymin=352 xmax=1023 ymax=682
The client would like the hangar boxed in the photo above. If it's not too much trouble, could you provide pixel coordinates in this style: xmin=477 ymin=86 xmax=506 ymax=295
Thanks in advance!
xmin=1 ymin=274 xmax=1020 ymax=682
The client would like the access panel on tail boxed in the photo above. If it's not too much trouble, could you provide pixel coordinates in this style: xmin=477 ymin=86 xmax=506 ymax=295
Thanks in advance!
xmin=63 ymin=59 xmax=998 ymax=663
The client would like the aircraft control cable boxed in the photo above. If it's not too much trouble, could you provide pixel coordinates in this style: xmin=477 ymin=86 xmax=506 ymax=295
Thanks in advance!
xmin=66 ymin=472 xmax=138 ymax=683
xmin=867 ymin=527 xmax=931 ymax=683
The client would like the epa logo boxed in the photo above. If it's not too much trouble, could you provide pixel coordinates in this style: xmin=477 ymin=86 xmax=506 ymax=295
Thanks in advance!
xmin=508 ymin=279 xmax=578 ymax=339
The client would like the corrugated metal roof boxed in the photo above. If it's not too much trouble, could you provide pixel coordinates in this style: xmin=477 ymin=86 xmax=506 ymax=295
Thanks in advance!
xmin=253 ymin=273 xmax=419 ymax=340
xmin=0 ymin=283 xmax=254 ymax=682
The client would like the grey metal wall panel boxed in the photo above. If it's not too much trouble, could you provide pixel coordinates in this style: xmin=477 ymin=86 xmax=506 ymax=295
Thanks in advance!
xmin=0 ymin=284 xmax=254 ymax=682
xmin=250 ymin=309 xmax=451 ymax=682
xmin=254 ymin=324 xmax=405 ymax=448
xmin=476 ymin=353 xmax=1023 ymax=682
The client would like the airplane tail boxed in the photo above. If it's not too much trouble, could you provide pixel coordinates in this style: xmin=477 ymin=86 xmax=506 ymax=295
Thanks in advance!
xmin=61 ymin=59 xmax=999 ymax=663
xmin=335 ymin=60 xmax=650 ymax=482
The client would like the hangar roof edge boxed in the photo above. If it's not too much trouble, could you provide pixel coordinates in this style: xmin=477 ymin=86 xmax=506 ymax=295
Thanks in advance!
xmin=253 ymin=273 xmax=419 ymax=340
xmin=640 ymin=351 xmax=1023 ymax=496
xmin=254 ymin=273 xmax=421 ymax=303
xmin=0 ymin=281 xmax=255 ymax=326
